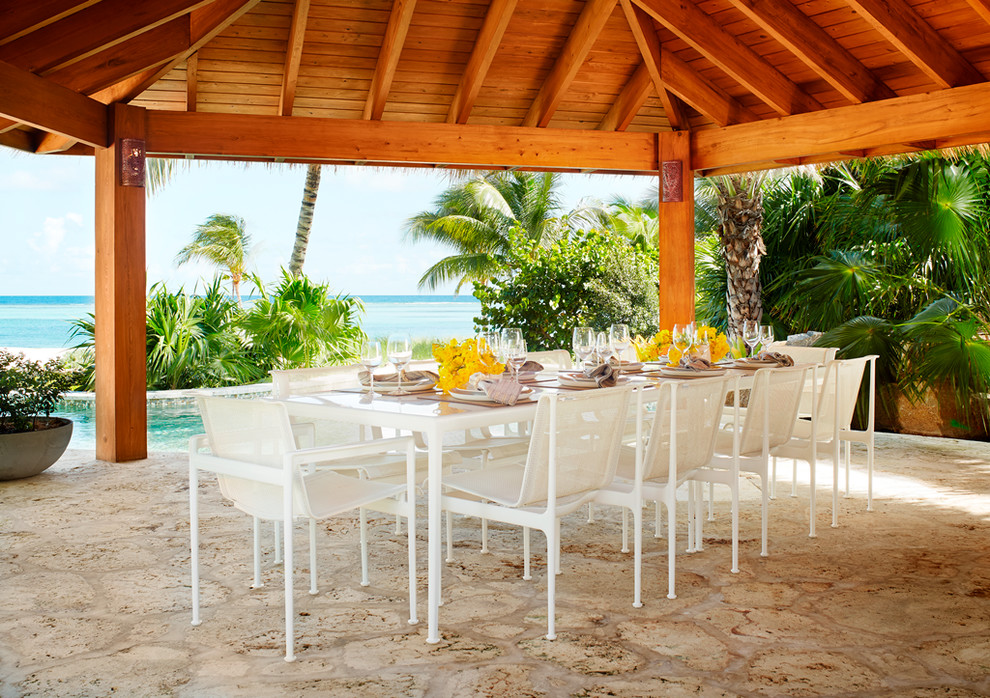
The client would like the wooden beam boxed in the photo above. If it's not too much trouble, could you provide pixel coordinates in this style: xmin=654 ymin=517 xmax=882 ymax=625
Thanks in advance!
xmin=95 ymin=102 xmax=147 ymax=463
xmin=726 ymin=0 xmax=894 ymax=104
xmin=447 ymin=0 xmax=517 ymax=124
xmin=522 ymin=0 xmax=617 ymax=128
xmin=363 ymin=0 xmax=417 ymax=121
xmin=145 ymin=111 xmax=659 ymax=173
xmin=0 ymin=60 xmax=107 ymax=147
xmin=598 ymin=62 xmax=653 ymax=131
xmin=692 ymin=81 xmax=990 ymax=172
xmin=278 ymin=0 xmax=310 ymax=116
xmin=0 ymin=118 xmax=19 ymax=133
xmin=657 ymin=131 xmax=695 ymax=328
xmin=0 ymin=1 xmax=99 ymax=46
xmin=631 ymin=0 xmax=821 ymax=116
xmin=186 ymin=51 xmax=198 ymax=112
xmin=0 ymin=128 xmax=37 ymax=153
xmin=0 ymin=0 xmax=211 ymax=75
xmin=621 ymin=1 xmax=687 ymax=129
xmin=966 ymin=0 xmax=990 ymax=26
xmin=845 ymin=0 xmax=984 ymax=88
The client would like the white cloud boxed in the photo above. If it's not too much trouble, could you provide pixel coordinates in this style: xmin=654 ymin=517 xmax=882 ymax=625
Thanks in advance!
xmin=28 ymin=217 xmax=67 ymax=256
xmin=0 ymin=170 xmax=53 ymax=191
xmin=66 ymin=212 xmax=84 ymax=226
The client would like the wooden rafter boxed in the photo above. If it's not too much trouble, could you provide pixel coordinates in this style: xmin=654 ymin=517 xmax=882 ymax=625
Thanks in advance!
xmin=967 ymin=0 xmax=990 ymax=26
xmin=631 ymin=0 xmax=821 ymax=116
xmin=621 ymin=2 xmax=686 ymax=129
xmin=447 ymin=0 xmax=517 ymax=124
xmin=692 ymin=80 xmax=990 ymax=172
xmin=363 ymin=0 xmax=417 ymax=121
xmin=186 ymin=52 xmax=198 ymax=112
xmin=278 ymin=0 xmax=310 ymax=116
xmin=0 ymin=60 xmax=107 ymax=147
xmin=726 ymin=0 xmax=894 ymax=104
xmin=0 ymin=0 xmax=212 ymax=75
xmin=598 ymin=63 xmax=652 ymax=131
xmin=0 ymin=1 xmax=98 ymax=46
xmin=845 ymin=0 xmax=984 ymax=88
xmin=522 ymin=0 xmax=618 ymax=128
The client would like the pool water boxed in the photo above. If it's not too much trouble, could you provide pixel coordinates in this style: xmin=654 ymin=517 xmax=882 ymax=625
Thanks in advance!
xmin=55 ymin=402 xmax=205 ymax=452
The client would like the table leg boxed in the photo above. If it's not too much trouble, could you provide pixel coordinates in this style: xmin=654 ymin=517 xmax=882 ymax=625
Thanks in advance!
xmin=427 ymin=426 xmax=443 ymax=644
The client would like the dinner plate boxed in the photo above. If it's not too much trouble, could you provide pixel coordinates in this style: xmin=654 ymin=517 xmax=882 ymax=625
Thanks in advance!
xmin=657 ymin=366 xmax=727 ymax=379
xmin=729 ymin=359 xmax=778 ymax=370
xmin=450 ymin=386 xmax=534 ymax=403
xmin=558 ymin=373 xmax=629 ymax=389
xmin=615 ymin=362 xmax=645 ymax=372
xmin=364 ymin=378 xmax=436 ymax=392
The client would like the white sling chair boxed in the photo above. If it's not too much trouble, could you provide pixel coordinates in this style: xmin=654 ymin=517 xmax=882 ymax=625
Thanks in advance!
xmin=190 ymin=397 xmax=418 ymax=662
xmin=440 ymin=385 xmax=632 ymax=640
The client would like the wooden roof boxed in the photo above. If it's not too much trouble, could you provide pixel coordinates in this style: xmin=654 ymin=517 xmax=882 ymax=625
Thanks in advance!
xmin=4 ymin=0 xmax=990 ymax=174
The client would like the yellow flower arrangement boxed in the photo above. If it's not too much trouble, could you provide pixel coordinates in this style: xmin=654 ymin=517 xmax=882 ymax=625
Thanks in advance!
xmin=632 ymin=325 xmax=730 ymax=364
xmin=632 ymin=329 xmax=672 ymax=362
xmin=432 ymin=338 xmax=506 ymax=393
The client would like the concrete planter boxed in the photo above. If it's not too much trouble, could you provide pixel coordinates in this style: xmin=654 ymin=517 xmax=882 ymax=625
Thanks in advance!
xmin=876 ymin=385 xmax=987 ymax=439
xmin=0 ymin=418 xmax=73 ymax=481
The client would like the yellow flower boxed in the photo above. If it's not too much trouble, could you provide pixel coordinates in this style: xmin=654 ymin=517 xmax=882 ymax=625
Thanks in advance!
xmin=432 ymin=338 xmax=506 ymax=393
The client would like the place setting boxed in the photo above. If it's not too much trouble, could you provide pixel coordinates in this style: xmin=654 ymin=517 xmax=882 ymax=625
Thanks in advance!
xmin=640 ymin=323 xmax=729 ymax=379
xmin=355 ymin=335 xmax=440 ymax=397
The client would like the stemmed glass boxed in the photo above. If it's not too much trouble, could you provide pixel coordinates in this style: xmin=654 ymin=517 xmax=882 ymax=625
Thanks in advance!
xmin=609 ymin=324 xmax=630 ymax=362
xmin=694 ymin=326 xmax=710 ymax=360
xmin=387 ymin=333 xmax=412 ymax=395
xmin=761 ymin=324 xmax=775 ymax=350
xmin=672 ymin=323 xmax=691 ymax=362
xmin=597 ymin=331 xmax=616 ymax=365
xmin=742 ymin=320 xmax=762 ymax=357
xmin=477 ymin=330 xmax=500 ymax=359
xmin=572 ymin=326 xmax=594 ymax=366
xmin=500 ymin=328 xmax=527 ymax=378
xmin=360 ymin=339 xmax=382 ymax=396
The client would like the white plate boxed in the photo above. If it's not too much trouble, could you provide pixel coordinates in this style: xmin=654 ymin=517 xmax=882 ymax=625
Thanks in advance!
xmin=658 ymin=367 xmax=727 ymax=379
xmin=730 ymin=359 xmax=777 ymax=370
xmin=616 ymin=362 xmax=645 ymax=372
xmin=558 ymin=373 xmax=628 ymax=389
xmin=364 ymin=378 xmax=436 ymax=392
xmin=450 ymin=386 xmax=533 ymax=403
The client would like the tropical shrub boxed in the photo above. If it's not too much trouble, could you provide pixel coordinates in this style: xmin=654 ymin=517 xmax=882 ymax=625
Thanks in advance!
xmin=473 ymin=230 xmax=658 ymax=350
xmin=0 ymin=350 xmax=74 ymax=433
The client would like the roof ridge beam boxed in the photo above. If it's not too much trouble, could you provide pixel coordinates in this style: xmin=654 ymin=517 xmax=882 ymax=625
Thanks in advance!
xmin=279 ymin=0 xmax=311 ymax=116
xmin=726 ymin=0 xmax=894 ymax=104
xmin=844 ymin=0 xmax=984 ymax=88
xmin=447 ymin=0 xmax=518 ymax=124
xmin=522 ymin=0 xmax=618 ymax=128
xmin=598 ymin=62 xmax=654 ymax=131
xmin=621 ymin=1 xmax=687 ymax=129
xmin=631 ymin=0 xmax=821 ymax=116
xmin=364 ymin=0 xmax=418 ymax=121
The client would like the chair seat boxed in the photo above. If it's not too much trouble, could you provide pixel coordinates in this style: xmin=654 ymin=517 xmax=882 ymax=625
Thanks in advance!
xmin=345 ymin=450 xmax=461 ymax=482
xmin=442 ymin=464 xmax=525 ymax=506
xmin=302 ymin=469 xmax=408 ymax=519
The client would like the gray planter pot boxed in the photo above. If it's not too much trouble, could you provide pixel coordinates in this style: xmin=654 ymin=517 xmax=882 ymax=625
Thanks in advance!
xmin=0 ymin=418 xmax=73 ymax=481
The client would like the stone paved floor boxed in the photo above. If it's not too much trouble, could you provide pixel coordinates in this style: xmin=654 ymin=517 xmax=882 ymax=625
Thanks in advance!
xmin=1 ymin=433 xmax=989 ymax=697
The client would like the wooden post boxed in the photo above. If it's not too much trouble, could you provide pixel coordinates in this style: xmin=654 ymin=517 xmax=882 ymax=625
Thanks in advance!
xmin=95 ymin=103 xmax=147 ymax=462
xmin=657 ymin=130 xmax=695 ymax=328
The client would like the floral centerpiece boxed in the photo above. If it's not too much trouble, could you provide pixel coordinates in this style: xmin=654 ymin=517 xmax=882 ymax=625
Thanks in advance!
xmin=432 ymin=338 xmax=505 ymax=393
xmin=632 ymin=325 xmax=731 ymax=364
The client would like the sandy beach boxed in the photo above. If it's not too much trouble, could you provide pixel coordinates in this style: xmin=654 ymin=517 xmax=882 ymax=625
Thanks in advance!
xmin=1 ymin=347 xmax=71 ymax=362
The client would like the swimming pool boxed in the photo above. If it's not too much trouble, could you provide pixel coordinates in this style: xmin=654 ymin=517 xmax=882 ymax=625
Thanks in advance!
xmin=55 ymin=401 xmax=207 ymax=452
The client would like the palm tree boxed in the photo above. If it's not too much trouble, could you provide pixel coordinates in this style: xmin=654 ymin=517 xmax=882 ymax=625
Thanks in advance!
xmin=602 ymin=194 xmax=658 ymax=251
xmin=175 ymin=213 xmax=251 ymax=304
xmin=404 ymin=171 xmax=570 ymax=291
xmin=288 ymin=164 xmax=321 ymax=276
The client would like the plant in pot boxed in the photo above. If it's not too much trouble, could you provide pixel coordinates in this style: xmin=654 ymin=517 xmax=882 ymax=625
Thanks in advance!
xmin=0 ymin=350 xmax=74 ymax=480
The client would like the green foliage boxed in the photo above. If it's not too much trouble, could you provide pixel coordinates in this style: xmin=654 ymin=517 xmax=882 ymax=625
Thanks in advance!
xmin=176 ymin=213 xmax=252 ymax=302
xmin=473 ymin=230 xmax=658 ymax=350
xmin=0 ymin=350 xmax=73 ymax=433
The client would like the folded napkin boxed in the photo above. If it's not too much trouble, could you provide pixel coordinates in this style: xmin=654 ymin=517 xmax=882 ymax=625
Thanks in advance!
xmin=678 ymin=355 xmax=716 ymax=371
xmin=583 ymin=362 xmax=618 ymax=388
xmin=359 ymin=369 xmax=439 ymax=385
xmin=754 ymin=351 xmax=794 ymax=367
xmin=517 ymin=360 xmax=544 ymax=373
xmin=477 ymin=375 xmax=524 ymax=405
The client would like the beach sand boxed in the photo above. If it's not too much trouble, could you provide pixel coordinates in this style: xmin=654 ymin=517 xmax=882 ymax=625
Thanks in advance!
xmin=1 ymin=347 xmax=71 ymax=362
xmin=1 ymin=435 xmax=989 ymax=696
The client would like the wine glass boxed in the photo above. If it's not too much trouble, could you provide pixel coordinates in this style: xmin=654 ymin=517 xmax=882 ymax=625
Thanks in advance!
xmin=597 ymin=331 xmax=616 ymax=365
xmin=742 ymin=320 xmax=761 ymax=357
xmin=609 ymin=323 xmax=630 ymax=362
xmin=387 ymin=333 xmax=412 ymax=395
xmin=360 ymin=339 xmax=382 ymax=395
xmin=672 ymin=323 xmax=691 ymax=362
xmin=572 ymin=326 xmax=594 ymax=365
xmin=477 ymin=330 xmax=500 ymax=360
xmin=500 ymin=328 xmax=526 ymax=378
xmin=761 ymin=324 xmax=775 ymax=351
xmin=693 ymin=326 xmax=710 ymax=360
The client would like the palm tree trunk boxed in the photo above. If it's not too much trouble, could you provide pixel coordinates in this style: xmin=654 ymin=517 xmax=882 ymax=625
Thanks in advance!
xmin=714 ymin=175 xmax=765 ymax=336
xmin=289 ymin=164 xmax=321 ymax=277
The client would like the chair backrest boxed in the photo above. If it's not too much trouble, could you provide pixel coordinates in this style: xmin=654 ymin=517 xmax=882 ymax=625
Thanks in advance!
xmin=197 ymin=397 xmax=305 ymax=521
xmin=642 ymin=376 xmax=730 ymax=482
xmin=515 ymin=386 xmax=632 ymax=507
xmin=270 ymin=364 xmax=361 ymax=398
xmin=527 ymin=349 xmax=573 ymax=370
xmin=737 ymin=367 xmax=809 ymax=455
xmin=812 ymin=357 xmax=870 ymax=439
xmin=766 ymin=341 xmax=838 ymax=364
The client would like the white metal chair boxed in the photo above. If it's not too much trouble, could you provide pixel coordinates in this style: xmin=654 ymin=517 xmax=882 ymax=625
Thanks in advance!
xmin=771 ymin=356 xmax=874 ymax=535
xmin=692 ymin=366 xmax=809 ymax=556
xmin=765 ymin=341 xmax=838 ymax=365
xmin=526 ymin=349 xmax=573 ymax=370
xmin=190 ymin=397 xmax=418 ymax=662
xmin=440 ymin=385 xmax=632 ymax=639
xmin=595 ymin=376 xmax=731 ymax=606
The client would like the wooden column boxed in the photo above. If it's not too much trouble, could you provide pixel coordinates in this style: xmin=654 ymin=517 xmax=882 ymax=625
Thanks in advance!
xmin=657 ymin=130 xmax=695 ymax=328
xmin=95 ymin=103 xmax=147 ymax=462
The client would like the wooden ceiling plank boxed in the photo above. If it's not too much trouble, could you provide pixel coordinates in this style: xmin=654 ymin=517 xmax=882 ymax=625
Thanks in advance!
xmin=0 ymin=60 xmax=107 ymax=147
xmin=145 ymin=110 xmax=658 ymax=172
xmin=966 ymin=0 xmax=990 ymax=27
xmin=0 ymin=118 xmax=20 ymax=133
xmin=522 ymin=0 xmax=618 ymax=128
xmin=0 ymin=1 xmax=99 ymax=47
xmin=0 ymin=128 xmax=38 ymax=153
xmin=693 ymin=79 xmax=990 ymax=171
xmin=447 ymin=0 xmax=518 ymax=124
xmin=0 ymin=0 xmax=213 ymax=75
xmin=844 ymin=0 xmax=984 ymax=88
xmin=621 ymin=1 xmax=686 ymax=129
xmin=279 ymin=0 xmax=311 ymax=116
xmin=187 ymin=52 xmax=199 ymax=112
xmin=598 ymin=61 xmax=653 ymax=131
xmin=363 ymin=0 xmax=418 ymax=120
xmin=726 ymin=0 xmax=894 ymax=104
xmin=631 ymin=0 xmax=821 ymax=116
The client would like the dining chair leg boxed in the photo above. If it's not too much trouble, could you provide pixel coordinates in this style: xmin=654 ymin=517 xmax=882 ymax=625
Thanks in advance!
xmin=760 ymin=472 xmax=769 ymax=557
xmin=273 ymin=520 xmax=283 ymax=564
xmin=394 ymin=512 xmax=401 ymax=535
xmin=633 ymin=504 xmax=643 ymax=608
xmin=481 ymin=517 xmax=489 ymax=553
xmin=282 ymin=474 xmax=296 ymax=663
xmin=359 ymin=507 xmax=370 ymax=586
xmin=731 ymin=477 xmax=740 ymax=573
xmin=831 ymin=439 xmax=840 ymax=529
xmin=666 ymin=493 xmax=677 ymax=600
xmin=686 ymin=485 xmax=696 ymax=553
xmin=867 ymin=435 xmax=875 ymax=512
xmin=694 ymin=482 xmax=705 ymax=552
xmin=190 ymin=466 xmax=201 ymax=627
xmin=406 ymin=498 xmax=418 ymax=626
xmin=308 ymin=518 xmax=318 ymax=595
xmin=621 ymin=508 xmax=629 ymax=553
xmin=790 ymin=458 xmax=798 ymax=497
xmin=445 ymin=512 xmax=454 ymax=562
xmin=843 ymin=441 xmax=852 ymax=497
xmin=554 ymin=519 xmax=562 ymax=575
xmin=654 ymin=500 xmax=662 ymax=539
xmin=251 ymin=516 xmax=263 ymax=589
xmin=809 ymin=441 xmax=818 ymax=539
xmin=523 ymin=527 xmax=532 ymax=581
xmin=707 ymin=481 xmax=715 ymax=521
xmin=770 ymin=457 xmax=778 ymax=500
xmin=587 ymin=502 xmax=595 ymax=523
xmin=545 ymin=525 xmax=557 ymax=640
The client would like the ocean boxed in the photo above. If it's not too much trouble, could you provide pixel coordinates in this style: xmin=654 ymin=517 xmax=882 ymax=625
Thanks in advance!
xmin=0 ymin=294 xmax=483 ymax=349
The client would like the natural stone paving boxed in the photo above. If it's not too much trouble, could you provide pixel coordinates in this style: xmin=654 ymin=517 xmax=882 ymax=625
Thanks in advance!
xmin=1 ymin=433 xmax=989 ymax=697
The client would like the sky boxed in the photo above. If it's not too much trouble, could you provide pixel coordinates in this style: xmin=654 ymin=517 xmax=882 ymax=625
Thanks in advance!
xmin=0 ymin=148 xmax=656 ymax=297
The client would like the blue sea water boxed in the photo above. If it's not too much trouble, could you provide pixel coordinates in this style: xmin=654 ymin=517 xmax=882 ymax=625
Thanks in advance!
xmin=0 ymin=294 xmax=482 ymax=349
